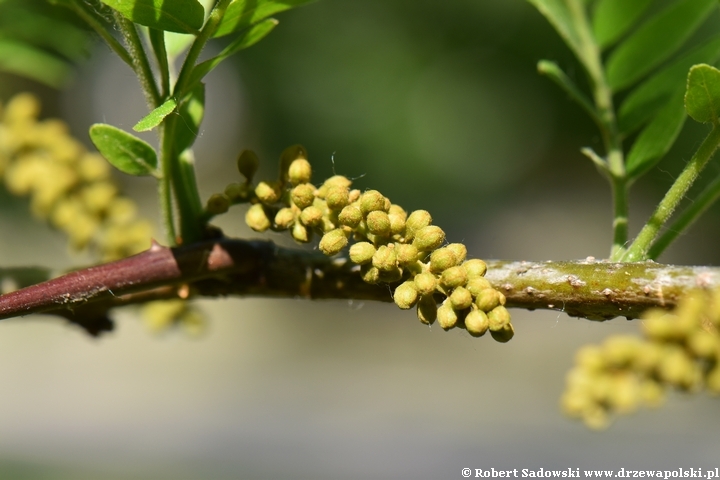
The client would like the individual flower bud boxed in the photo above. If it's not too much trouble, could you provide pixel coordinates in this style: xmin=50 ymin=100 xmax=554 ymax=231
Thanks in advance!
xmin=372 ymin=244 xmax=397 ymax=271
xmin=450 ymin=286 xmax=473 ymax=310
xmin=445 ymin=243 xmax=467 ymax=264
xmin=338 ymin=204 xmax=363 ymax=228
xmin=379 ymin=267 xmax=403 ymax=283
xmin=361 ymin=264 xmax=381 ymax=284
xmin=394 ymin=281 xmax=419 ymax=310
xmin=291 ymin=183 xmax=316 ymax=209
xmin=80 ymin=181 xmax=117 ymax=214
xmin=348 ymin=189 xmax=361 ymax=203
xmin=319 ymin=228 xmax=348 ymax=256
xmin=640 ymin=379 xmax=665 ymax=407
xmin=465 ymin=309 xmax=489 ymax=337
xmin=274 ymin=208 xmax=295 ymax=230
xmin=687 ymin=331 xmax=718 ymax=359
xmin=205 ymin=193 xmax=230 ymax=215
xmin=417 ymin=295 xmax=437 ymax=325
xmin=325 ymin=185 xmax=350 ymax=210
xmin=246 ymin=203 xmax=271 ymax=231
xmin=349 ymin=242 xmax=376 ymax=264
xmin=77 ymin=153 xmax=110 ymax=182
xmin=490 ymin=323 xmax=514 ymax=343
xmin=575 ymin=345 xmax=605 ymax=372
xmin=404 ymin=210 xmax=432 ymax=241
xmin=602 ymin=335 xmax=642 ymax=367
xmin=292 ymin=221 xmax=310 ymax=242
xmin=440 ymin=265 xmax=467 ymax=289
xmin=437 ymin=302 xmax=458 ymax=330
xmin=475 ymin=288 xmax=503 ymax=312
xmin=279 ymin=144 xmax=307 ymax=181
xmin=388 ymin=212 xmax=406 ymax=236
xmin=288 ymin=158 xmax=312 ymax=185
xmin=322 ymin=175 xmax=353 ymax=190
xmin=487 ymin=306 xmax=511 ymax=331
xmin=657 ymin=347 xmax=695 ymax=387
xmin=255 ymin=181 xmax=280 ymax=204
xmin=414 ymin=272 xmax=438 ymax=296
xmin=300 ymin=205 xmax=323 ymax=227
xmin=463 ymin=259 xmax=488 ymax=278
xmin=237 ymin=149 xmax=259 ymax=182
xmin=366 ymin=211 xmax=391 ymax=237
xmin=395 ymin=243 xmax=419 ymax=266
xmin=412 ymin=225 xmax=445 ymax=251
xmin=359 ymin=190 xmax=387 ymax=214
xmin=466 ymin=277 xmax=492 ymax=296
xmin=388 ymin=204 xmax=406 ymax=218
xmin=224 ymin=182 xmax=252 ymax=202
xmin=429 ymin=247 xmax=458 ymax=274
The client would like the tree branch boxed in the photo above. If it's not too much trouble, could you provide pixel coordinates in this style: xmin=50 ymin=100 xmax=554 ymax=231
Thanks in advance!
xmin=1 ymin=239 xmax=718 ymax=335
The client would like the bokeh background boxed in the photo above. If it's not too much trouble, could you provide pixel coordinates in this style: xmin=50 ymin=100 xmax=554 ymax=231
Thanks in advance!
xmin=1 ymin=0 xmax=720 ymax=478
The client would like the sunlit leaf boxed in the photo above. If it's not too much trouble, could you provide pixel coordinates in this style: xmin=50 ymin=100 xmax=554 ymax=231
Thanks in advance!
xmin=174 ymin=83 xmax=205 ymax=153
xmin=619 ymin=35 xmax=720 ymax=134
xmin=100 ymin=0 xmax=204 ymax=34
xmin=626 ymin=92 xmax=686 ymax=179
xmin=89 ymin=124 xmax=159 ymax=176
xmin=133 ymin=98 xmax=177 ymax=132
xmin=685 ymin=64 xmax=720 ymax=124
xmin=606 ymin=0 xmax=717 ymax=91
xmin=592 ymin=0 xmax=652 ymax=49
xmin=214 ymin=0 xmax=314 ymax=38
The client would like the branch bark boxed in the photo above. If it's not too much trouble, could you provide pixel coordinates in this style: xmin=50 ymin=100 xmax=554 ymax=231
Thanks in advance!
xmin=1 ymin=238 xmax=718 ymax=335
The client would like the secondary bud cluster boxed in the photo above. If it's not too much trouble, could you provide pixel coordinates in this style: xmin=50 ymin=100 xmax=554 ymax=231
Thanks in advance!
xmin=220 ymin=145 xmax=512 ymax=341
xmin=141 ymin=299 xmax=205 ymax=336
xmin=562 ymin=288 xmax=720 ymax=429
xmin=0 ymin=94 xmax=151 ymax=261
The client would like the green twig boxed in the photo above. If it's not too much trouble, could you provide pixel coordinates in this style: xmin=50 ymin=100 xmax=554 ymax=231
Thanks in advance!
xmin=623 ymin=126 xmax=720 ymax=262
xmin=113 ymin=12 xmax=161 ymax=109
xmin=148 ymin=29 xmax=170 ymax=97
xmin=648 ymin=171 xmax=720 ymax=260
xmin=70 ymin=1 xmax=133 ymax=67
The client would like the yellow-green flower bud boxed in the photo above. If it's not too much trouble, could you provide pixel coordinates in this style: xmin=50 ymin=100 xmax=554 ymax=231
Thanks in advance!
xmin=466 ymin=277 xmax=492 ymax=296
xmin=490 ymin=323 xmax=514 ymax=343
xmin=658 ymin=347 xmax=695 ymax=387
xmin=279 ymin=144 xmax=307 ymax=181
xmin=440 ymin=265 xmax=467 ymax=289
xmin=288 ymin=158 xmax=312 ymax=185
xmin=348 ymin=189 xmax=361 ymax=203
xmin=388 ymin=213 xmax=406 ymax=236
xmin=395 ymin=243 xmax=419 ymax=265
xmin=412 ymin=225 xmax=445 ymax=251
xmin=359 ymin=190 xmax=387 ymax=214
xmin=379 ymin=266 xmax=403 ymax=283
xmin=237 ymin=149 xmax=259 ymax=182
xmin=255 ymin=181 xmax=280 ymax=205
xmin=463 ymin=259 xmax=488 ymax=278
xmin=437 ymin=302 xmax=458 ymax=330
xmin=326 ymin=186 xmax=350 ymax=210
xmin=475 ymin=288 xmax=503 ymax=312
xmin=349 ymin=242 xmax=376 ymax=264
xmin=246 ymin=203 xmax=271 ymax=231
xmin=292 ymin=221 xmax=310 ymax=242
xmin=429 ymin=247 xmax=458 ymax=274
xmin=465 ymin=309 xmax=489 ymax=337
xmin=602 ymin=336 xmax=642 ymax=368
xmin=394 ymin=281 xmax=419 ymax=310
xmin=319 ymin=228 xmax=348 ymax=256
xmin=417 ymin=295 xmax=437 ymax=325
xmin=487 ymin=305 xmax=511 ymax=331
xmin=687 ymin=331 xmax=718 ymax=359
xmin=106 ymin=197 xmax=137 ymax=225
xmin=78 ymin=153 xmax=110 ymax=182
xmin=224 ymin=182 xmax=252 ymax=202
xmin=291 ymin=183 xmax=316 ymax=209
xmin=361 ymin=264 xmax=380 ymax=284
xmin=300 ymin=205 xmax=323 ymax=227
xmin=366 ymin=210 xmax=391 ymax=236
xmin=405 ymin=210 xmax=432 ymax=241
xmin=414 ymin=272 xmax=438 ymax=296
xmin=80 ymin=181 xmax=117 ymax=214
xmin=338 ymin=204 xmax=363 ymax=228
xmin=205 ymin=193 xmax=230 ymax=215
xmin=372 ymin=245 xmax=397 ymax=271
xmin=450 ymin=286 xmax=473 ymax=310
xmin=388 ymin=204 xmax=406 ymax=218
xmin=274 ymin=207 xmax=295 ymax=230
xmin=640 ymin=379 xmax=665 ymax=406
xmin=446 ymin=244 xmax=467 ymax=264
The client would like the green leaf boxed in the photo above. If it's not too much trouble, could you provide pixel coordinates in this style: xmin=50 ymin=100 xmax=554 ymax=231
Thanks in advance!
xmin=685 ymin=64 xmax=720 ymax=124
xmin=606 ymin=0 xmax=717 ymax=91
xmin=618 ymin=35 xmax=720 ymax=134
xmin=174 ymin=83 xmax=206 ymax=153
xmin=187 ymin=18 xmax=277 ymax=90
xmin=592 ymin=0 xmax=652 ymax=49
xmin=626 ymin=92 xmax=686 ymax=179
xmin=527 ymin=0 xmax=586 ymax=68
xmin=133 ymin=97 xmax=177 ymax=132
xmin=214 ymin=0 xmax=315 ymax=38
xmin=0 ymin=38 xmax=72 ymax=87
xmin=100 ymin=0 xmax=204 ymax=34
xmin=89 ymin=124 xmax=159 ymax=176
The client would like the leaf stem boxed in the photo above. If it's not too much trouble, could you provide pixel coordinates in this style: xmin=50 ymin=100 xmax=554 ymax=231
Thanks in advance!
xmin=622 ymin=125 xmax=720 ymax=261
xmin=148 ymin=29 xmax=170 ymax=97
xmin=113 ymin=12 xmax=161 ymax=109
xmin=70 ymin=1 xmax=133 ymax=67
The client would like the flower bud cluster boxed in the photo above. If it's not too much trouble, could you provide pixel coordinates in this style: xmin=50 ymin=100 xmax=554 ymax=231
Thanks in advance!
xmin=0 ymin=94 xmax=151 ymax=261
xmin=562 ymin=288 xmax=720 ymax=429
xmin=222 ymin=145 xmax=511 ymax=341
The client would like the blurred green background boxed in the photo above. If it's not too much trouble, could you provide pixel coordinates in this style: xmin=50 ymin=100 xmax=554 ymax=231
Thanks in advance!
xmin=1 ymin=0 xmax=720 ymax=478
